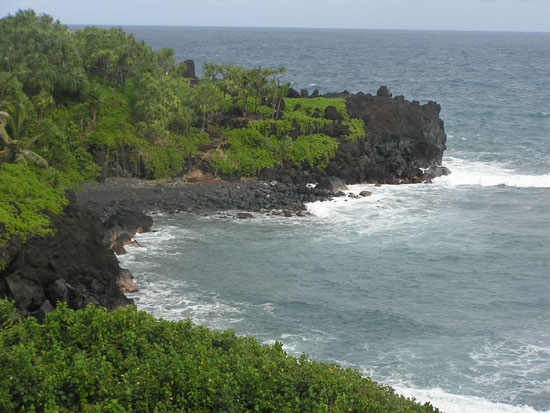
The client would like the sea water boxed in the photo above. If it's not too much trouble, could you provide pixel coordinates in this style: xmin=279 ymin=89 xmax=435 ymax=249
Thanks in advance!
xmin=114 ymin=28 xmax=550 ymax=412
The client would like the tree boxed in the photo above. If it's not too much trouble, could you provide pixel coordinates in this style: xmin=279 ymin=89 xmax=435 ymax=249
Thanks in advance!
xmin=0 ymin=103 xmax=48 ymax=168
xmin=0 ymin=10 xmax=87 ymax=99
xmin=157 ymin=48 xmax=175 ymax=75
xmin=190 ymin=81 xmax=224 ymax=132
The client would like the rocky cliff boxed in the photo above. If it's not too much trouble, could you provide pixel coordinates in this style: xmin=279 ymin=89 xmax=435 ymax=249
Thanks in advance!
xmin=328 ymin=90 xmax=447 ymax=183
xmin=0 ymin=192 xmax=133 ymax=320
xmin=262 ymin=87 xmax=448 ymax=185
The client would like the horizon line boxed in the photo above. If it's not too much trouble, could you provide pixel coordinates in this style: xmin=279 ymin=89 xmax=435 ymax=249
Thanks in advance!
xmin=65 ymin=23 xmax=550 ymax=35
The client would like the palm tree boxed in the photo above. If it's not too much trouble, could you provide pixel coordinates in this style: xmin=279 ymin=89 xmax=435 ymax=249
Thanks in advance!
xmin=0 ymin=103 xmax=48 ymax=169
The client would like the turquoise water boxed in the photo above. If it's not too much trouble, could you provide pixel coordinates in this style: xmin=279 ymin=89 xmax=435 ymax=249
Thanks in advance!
xmin=117 ymin=28 xmax=550 ymax=412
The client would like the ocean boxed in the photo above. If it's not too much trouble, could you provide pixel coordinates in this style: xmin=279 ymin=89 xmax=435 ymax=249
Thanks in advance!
xmin=114 ymin=27 xmax=550 ymax=412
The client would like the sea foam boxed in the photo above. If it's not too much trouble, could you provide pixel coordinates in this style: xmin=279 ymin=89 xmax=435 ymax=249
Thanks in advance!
xmin=436 ymin=157 xmax=550 ymax=188
xmin=394 ymin=386 xmax=548 ymax=413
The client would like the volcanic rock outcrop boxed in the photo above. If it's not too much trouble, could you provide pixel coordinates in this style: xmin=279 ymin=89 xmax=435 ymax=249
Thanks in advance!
xmin=0 ymin=192 xmax=133 ymax=319
xmin=327 ymin=91 xmax=447 ymax=183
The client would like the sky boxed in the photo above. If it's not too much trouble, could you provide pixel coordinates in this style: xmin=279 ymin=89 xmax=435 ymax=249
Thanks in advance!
xmin=1 ymin=0 xmax=550 ymax=32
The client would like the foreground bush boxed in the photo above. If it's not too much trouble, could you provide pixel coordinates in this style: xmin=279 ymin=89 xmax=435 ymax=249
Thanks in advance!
xmin=0 ymin=301 xmax=439 ymax=412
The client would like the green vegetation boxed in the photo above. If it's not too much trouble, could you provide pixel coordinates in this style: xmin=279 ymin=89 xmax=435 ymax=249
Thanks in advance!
xmin=0 ymin=8 xmax=370 ymax=253
xmin=0 ymin=11 xmax=440 ymax=412
xmin=0 ymin=300 xmax=439 ymax=412
xmin=0 ymin=163 xmax=67 ymax=269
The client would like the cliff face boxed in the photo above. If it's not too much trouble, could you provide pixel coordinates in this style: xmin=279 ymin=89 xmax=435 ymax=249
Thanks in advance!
xmin=0 ymin=192 xmax=132 ymax=320
xmin=258 ymin=88 xmax=447 ymax=185
xmin=326 ymin=92 xmax=447 ymax=184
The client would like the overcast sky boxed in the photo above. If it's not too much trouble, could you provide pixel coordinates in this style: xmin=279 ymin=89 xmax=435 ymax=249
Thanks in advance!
xmin=1 ymin=0 xmax=550 ymax=32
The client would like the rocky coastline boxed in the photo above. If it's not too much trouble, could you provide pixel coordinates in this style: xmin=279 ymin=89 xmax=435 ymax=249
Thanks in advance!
xmin=1 ymin=86 xmax=450 ymax=319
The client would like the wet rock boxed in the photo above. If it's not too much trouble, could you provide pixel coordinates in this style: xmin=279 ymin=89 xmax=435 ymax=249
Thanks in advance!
xmin=423 ymin=165 xmax=451 ymax=180
xmin=316 ymin=176 xmax=348 ymax=192
xmin=359 ymin=191 xmax=373 ymax=197
xmin=237 ymin=212 xmax=254 ymax=219
xmin=116 ymin=269 xmax=139 ymax=294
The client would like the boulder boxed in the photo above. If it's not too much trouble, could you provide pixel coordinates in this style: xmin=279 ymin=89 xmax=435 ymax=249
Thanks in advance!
xmin=423 ymin=165 xmax=451 ymax=180
xmin=377 ymin=86 xmax=392 ymax=97
xmin=237 ymin=212 xmax=254 ymax=219
xmin=103 ymin=208 xmax=152 ymax=252
xmin=316 ymin=176 xmax=348 ymax=192
xmin=5 ymin=271 xmax=46 ymax=312
xmin=287 ymin=88 xmax=301 ymax=98
xmin=116 ymin=269 xmax=139 ymax=294
xmin=325 ymin=106 xmax=344 ymax=122
xmin=359 ymin=191 xmax=372 ymax=197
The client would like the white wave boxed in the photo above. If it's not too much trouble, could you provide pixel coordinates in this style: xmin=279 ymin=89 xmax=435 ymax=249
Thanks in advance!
xmin=308 ymin=83 xmax=318 ymax=87
xmin=394 ymin=386 xmax=548 ymax=413
xmin=436 ymin=157 xmax=550 ymax=188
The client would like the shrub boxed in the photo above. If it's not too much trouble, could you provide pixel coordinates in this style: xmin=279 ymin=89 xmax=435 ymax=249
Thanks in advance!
xmin=0 ymin=301 xmax=440 ymax=412
xmin=291 ymin=133 xmax=339 ymax=169
xmin=210 ymin=128 xmax=276 ymax=177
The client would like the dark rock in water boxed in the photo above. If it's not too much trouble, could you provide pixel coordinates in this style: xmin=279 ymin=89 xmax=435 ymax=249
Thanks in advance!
xmin=359 ymin=191 xmax=373 ymax=197
xmin=311 ymin=89 xmax=320 ymax=97
xmin=316 ymin=176 xmax=348 ymax=192
xmin=0 ymin=191 xmax=132 ymax=318
xmin=377 ymin=86 xmax=392 ymax=97
xmin=237 ymin=212 xmax=254 ymax=219
xmin=423 ymin=165 xmax=451 ymax=180
xmin=300 ymin=89 xmax=309 ymax=98
xmin=326 ymin=92 xmax=447 ymax=184
xmin=103 ymin=209 xmax=153 ymax=253
xmin=402 ymin=167 xmax=424 ymax=179
xmin=325 ymin=105 xmax=344 ymax=122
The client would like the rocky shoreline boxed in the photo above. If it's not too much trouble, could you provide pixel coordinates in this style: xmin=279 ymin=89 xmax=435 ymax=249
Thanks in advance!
xmin=0 ymin=178 xmax=344 ymax=318
xmin=1 ymin=84 xmax=450 ymax=319
xmin=2 ymin=171 xmax=452 ymax=320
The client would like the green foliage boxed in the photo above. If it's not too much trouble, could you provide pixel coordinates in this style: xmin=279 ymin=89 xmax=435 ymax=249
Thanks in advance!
xmin=0 ymin=10 xmax=88 ymax=99
xmin=190 ymin=80 xmax=224 ymax=132
xmin=283 ymin=109 xmax=333 ymax=135
xmin=348 ymin=117 xmax=366 ymax=141
xmin=0 ymin=298 xmax=18 ymax=331
xmin=85 ymin=88 xmax=137 ymax=149
xmin=0 ymin=302 xmax=439 ymax=412
xmin=291 ymin=133 xmax=339 ymax=169
xmin=132 ymin=74 xmax=193 ymax=136
xmin=74 ymin=26 xmax=159 ymax=90
xmin=285 ymin=97 xmax=347 ymax=117
xmin=202 ymin=63 xmax=289 ymax=119
xmin=0 ymin=103 xmax=49 ymax=168
xmin=141 ymin=130 xmax=209 ymax=179
xmin=0 ymin=163 xmax=67 ymax=250
xmin=284 ymin=97 xmax=366 ymax=141
xmin=210 ymin=128 xmax=276 ymax=177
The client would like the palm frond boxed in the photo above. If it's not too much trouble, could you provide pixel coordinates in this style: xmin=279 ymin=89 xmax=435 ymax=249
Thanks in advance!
xmin=26 ymin=134 xmax=42 ymax=148
xmin=21 ymin=149 xmax=48 ymax=168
